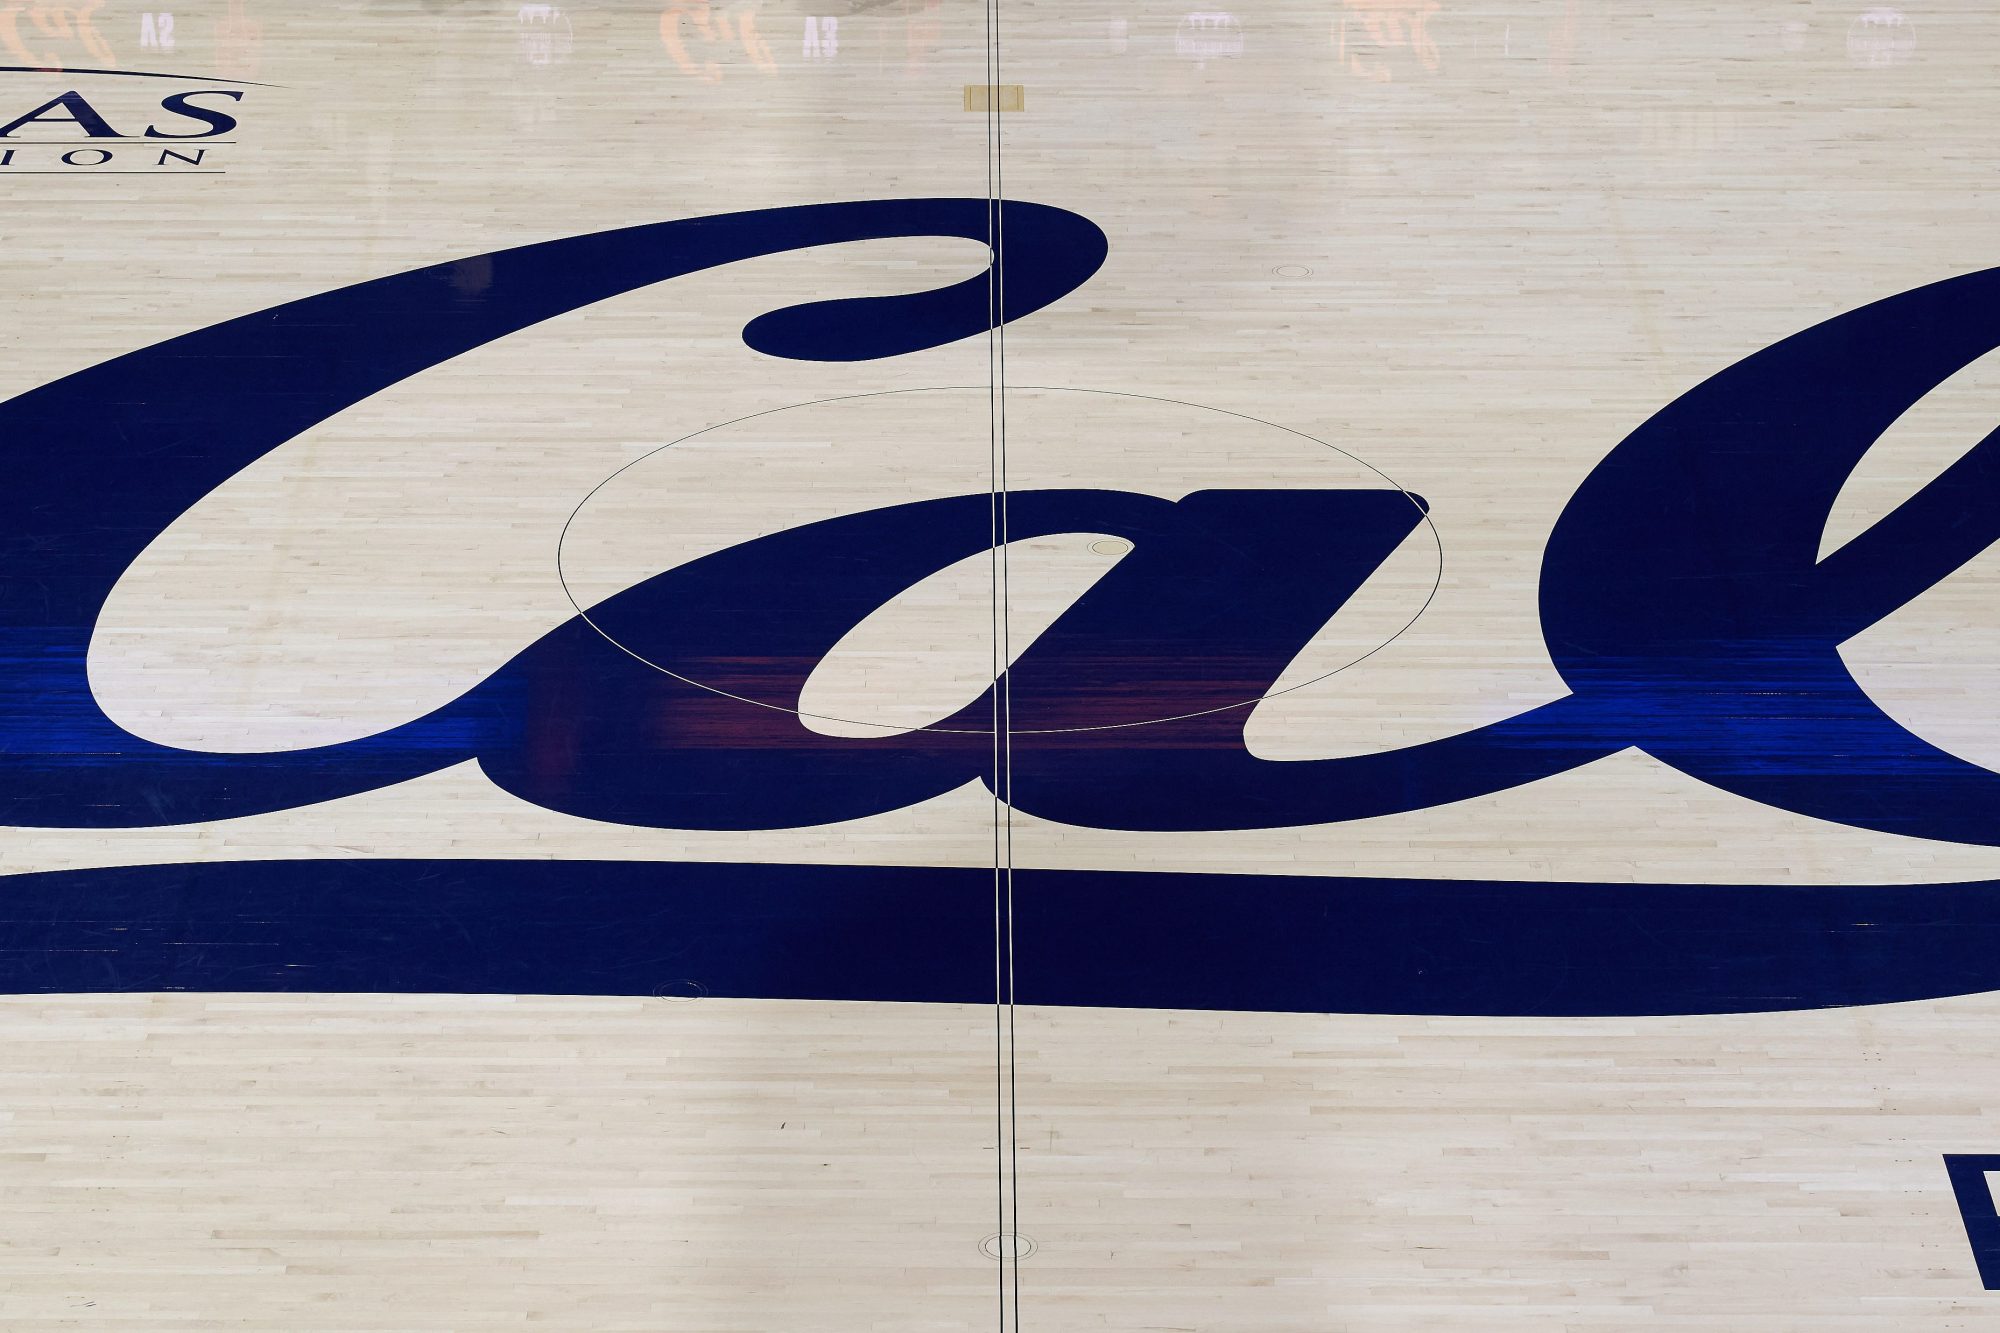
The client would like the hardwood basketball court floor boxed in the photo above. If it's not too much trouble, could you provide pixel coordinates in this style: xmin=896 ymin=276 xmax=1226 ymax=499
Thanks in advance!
xmin=4 ymin=1 xmax=2000 ymax=1327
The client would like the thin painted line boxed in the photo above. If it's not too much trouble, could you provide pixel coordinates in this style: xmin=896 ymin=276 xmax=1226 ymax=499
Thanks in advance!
xmin=982 ymin=4 xmax=1013 ymax=1330
xmin=0 ymin=65 xmax=280 ymax=87
xmin=984 ymin=0 xmax=1021 ymax=1325
xmin=549 ymin=384 xmax=1445 ymax=737
xmin=984 ymin=9 xmax=1003 ymax=1332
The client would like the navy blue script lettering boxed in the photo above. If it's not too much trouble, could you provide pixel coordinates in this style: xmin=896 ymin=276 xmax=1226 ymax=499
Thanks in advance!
xmin=2 ymin=198 xmax=1999 ymax=848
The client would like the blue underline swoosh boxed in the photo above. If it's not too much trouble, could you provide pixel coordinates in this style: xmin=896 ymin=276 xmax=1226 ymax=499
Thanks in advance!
xmin=0 ymin=66 xmax=282 ymax=88
xmin=0 ymin=856 xmax=1988 ymax=1017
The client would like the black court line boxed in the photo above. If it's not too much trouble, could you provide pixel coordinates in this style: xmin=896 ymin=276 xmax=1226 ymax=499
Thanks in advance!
xmin=982 ymin=0 xmax=1021 ymax=1327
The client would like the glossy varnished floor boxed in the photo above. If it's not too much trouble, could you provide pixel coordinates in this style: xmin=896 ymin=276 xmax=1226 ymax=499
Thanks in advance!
xmin=6 ymin=1 xmax=2000 ymax=1328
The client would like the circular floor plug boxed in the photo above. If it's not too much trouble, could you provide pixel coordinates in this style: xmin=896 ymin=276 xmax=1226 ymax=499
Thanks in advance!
xmin=651 ymin=980 xmax=707 ymax=1002
xmin=979 ymin=1233 xmax=1038 ymax=1261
